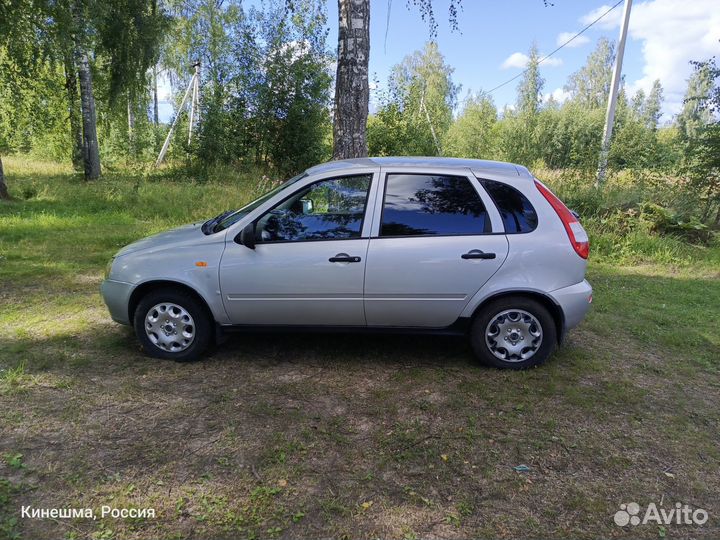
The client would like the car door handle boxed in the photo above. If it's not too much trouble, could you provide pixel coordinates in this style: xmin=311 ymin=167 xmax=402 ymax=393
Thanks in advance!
xmin=461 ymin=250 xmax=496 ymax=260
xmin=329 ymin=254 xmax=362 ymax=263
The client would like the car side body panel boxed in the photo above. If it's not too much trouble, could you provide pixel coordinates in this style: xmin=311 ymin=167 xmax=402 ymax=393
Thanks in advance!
xmin=105 ymin=235 xmax=229 ymax=324
xmin=460 ymin=172 xmax=588 ymax=321
xmin=100 ymin=158 xmax=592 ymax=355
xmin=363 ymin=165 xmax=511 ymax=327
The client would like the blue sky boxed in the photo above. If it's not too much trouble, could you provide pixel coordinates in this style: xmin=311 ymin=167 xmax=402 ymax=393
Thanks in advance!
xmin=339 ymin=0 xmax=718 ymax=119
xmin=333 ymin=0 xmax=643 ymax=112
xmin=160 ymin=0 xmax=719 ymax=122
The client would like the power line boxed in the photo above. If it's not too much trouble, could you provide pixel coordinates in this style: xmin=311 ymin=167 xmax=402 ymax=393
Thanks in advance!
xmin=384 ymin=0 xmax=393 ymax=53
xmin=486 ymin=0 xmax=624 ymax=95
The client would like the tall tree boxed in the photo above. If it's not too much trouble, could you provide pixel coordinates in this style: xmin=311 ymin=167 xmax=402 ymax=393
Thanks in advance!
xmin=677 ymin=65 xmax=714 ymax=140
xmin=444 ymin=91 xmax=497 ymax=158
xmin=63 ymin=52 xmax=84 ymax=170
xmin=370 ymin=42 xmax=458 ymax=157
xmin=643 ymin=79 xmax=663 ymax=130
xmin=516 ymin=43 xmax=544 ymax=116
xmin=0 ymin=0 xmax=41 ymax=196
xmin=332 ymin=0 xmax=370 ymax=160
xmin=565 ymin=37 xmax=615 ymax=109
xmin=681 ymin=54 xmax=720 ymax=224
xmin=332 ymin=0 xmax=464 ymax=159
xmin=394 ymin=41 xmax=458 ymax=155
xmin=631 ymin=88 xmax=645 ymax=117
xmin=73 ymin=1 xmax=101 ymax=180
xmin=152 ymin=66 xmax=160 ymax=125
xmin=1 ymin=0 xmax=168 ymax=176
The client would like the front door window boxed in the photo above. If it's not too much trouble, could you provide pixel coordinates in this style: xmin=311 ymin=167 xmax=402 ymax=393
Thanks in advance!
xmin=256 ymin=175 xmax=372 ymax=242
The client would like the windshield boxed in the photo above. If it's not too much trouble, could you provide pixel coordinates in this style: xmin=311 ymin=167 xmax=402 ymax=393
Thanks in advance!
xmin=210 ymin=172 xmax=307 ymax=233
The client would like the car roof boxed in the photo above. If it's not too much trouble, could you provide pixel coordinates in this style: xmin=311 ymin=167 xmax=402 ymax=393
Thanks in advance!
xmin=306 ymin=156 xmax=531 ymax=178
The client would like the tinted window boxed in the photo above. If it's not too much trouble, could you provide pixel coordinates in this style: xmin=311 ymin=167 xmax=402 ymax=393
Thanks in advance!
xmin=213 ymin=173 xmax=307 ymax=233
xmin=256 ymin=175 xmax=371 ymax=242
xmin=380 ymin=174 xmax=490 ymax=237
xmin=480 ymin=179 xmax=538 ymax=233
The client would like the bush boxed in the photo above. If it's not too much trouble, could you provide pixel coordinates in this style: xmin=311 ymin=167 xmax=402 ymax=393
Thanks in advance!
xmin=535 ymin=167 xmax=717 ymax=266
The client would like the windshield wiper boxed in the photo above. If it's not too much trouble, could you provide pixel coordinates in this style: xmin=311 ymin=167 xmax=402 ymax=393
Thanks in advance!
xmin=201 ymin=210 xmax=234 ymax=235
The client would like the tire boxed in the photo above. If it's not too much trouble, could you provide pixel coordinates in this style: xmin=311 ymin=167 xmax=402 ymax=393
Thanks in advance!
xmin=133 ymin=287 xmax=213 ymax=362
xmin=470 ymin=296 xmax=557 ymax=369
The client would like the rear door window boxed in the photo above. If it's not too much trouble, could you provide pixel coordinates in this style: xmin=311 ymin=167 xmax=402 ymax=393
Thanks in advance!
xmin=480 ymin=179 xmax=538 ymax=233
xmin=380 ymin=174 xmax=491 ymax=237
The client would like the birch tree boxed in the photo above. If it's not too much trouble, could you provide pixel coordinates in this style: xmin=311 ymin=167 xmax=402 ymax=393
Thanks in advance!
xmin=332 ymin=0 xmax=370 ymax=159
xmin=565 ymin=37 xmax=615 ymax=109
xmin=73 ymin=1 xmax=102 ymax=180
xmin=332 ymin=0 xmax=463 ymax=160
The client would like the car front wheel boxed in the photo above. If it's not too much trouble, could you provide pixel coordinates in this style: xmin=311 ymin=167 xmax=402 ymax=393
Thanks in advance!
xmin=133 ymin=288 xmax=212 ymax=361
xmin=470 ymin=296 xmax=557 ymax=369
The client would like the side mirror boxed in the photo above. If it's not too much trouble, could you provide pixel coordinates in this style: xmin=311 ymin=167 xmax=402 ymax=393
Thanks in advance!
xmin=237 ymin=223 xmax=256 ymax=249
xmin=300 ymin=198 xmax=314 ymax=214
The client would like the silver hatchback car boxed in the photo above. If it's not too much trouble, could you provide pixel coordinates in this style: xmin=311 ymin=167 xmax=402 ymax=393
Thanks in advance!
xmin=101 ymin=157 xmax=592 ymax=369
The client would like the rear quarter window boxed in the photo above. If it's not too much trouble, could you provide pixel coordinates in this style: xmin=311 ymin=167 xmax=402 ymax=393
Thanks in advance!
xmin=479 ymin=179 xmax=538 ymax=233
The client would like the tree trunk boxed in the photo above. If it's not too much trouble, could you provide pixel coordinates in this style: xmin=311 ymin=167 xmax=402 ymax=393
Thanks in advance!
xmin=75 ymin=44 xmax=101 ymax=180
xmin=128 ymin=93 xmax=136 ymax=154
xmin=64 ymin=53 xmax=84 ymax=171
xmin=151 ymin=0 xmax=160 ymax=126
xmin=0 ymin=156 xmax=10 ymax=200
xmin=332 ymin=0 xmax=370 ymax=160
xmin=153 ymin=66 xmax=159 ymax=125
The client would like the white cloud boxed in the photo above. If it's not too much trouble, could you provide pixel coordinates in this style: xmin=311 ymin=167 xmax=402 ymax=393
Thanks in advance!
xmin=579 ymin=4 xmax=624 ymax=30
xmin=501 ymin=52 xmax=563 ymax=70
xmin=543 ymin=87 xmax=572 ymax=104
xmin=502 ymin=52 xmax=530 ymax=69
xmin=542 ymin=57 xmax=564 ymax=67
xmin=580 ymin=0 xmax=720 ymax=117
xmin=556 ymin=32 xmax=590 ymax=47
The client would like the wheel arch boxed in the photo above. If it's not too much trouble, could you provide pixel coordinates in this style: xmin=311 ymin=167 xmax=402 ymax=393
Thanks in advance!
xmin=469 ymin=290 xmax=565 ymax=344
xmin=128 ymin=280 xmax=216 ymax=325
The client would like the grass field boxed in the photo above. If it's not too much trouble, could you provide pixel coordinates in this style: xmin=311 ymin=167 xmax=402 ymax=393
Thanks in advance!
xmin=1 ymin=156 xmax=719 ymax=539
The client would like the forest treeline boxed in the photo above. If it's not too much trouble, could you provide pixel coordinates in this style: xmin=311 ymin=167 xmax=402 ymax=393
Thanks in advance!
xmin=0 ymin=0 xmax=718 ymax=224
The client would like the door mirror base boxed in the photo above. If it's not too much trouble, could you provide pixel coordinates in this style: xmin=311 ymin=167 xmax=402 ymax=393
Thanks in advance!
xmin=236 ymin=223 xmax=256 ymax=249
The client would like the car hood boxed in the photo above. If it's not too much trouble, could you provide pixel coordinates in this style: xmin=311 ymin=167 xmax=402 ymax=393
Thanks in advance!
xmin=115 ymin=223 xmax=206 ymax=257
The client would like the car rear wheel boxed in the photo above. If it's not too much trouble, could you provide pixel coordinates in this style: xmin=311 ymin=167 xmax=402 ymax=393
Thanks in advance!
xmin=133 ymin=288 xmax=212 ymax=361
xmin=470 ymin=296 xmax=557 ymax=369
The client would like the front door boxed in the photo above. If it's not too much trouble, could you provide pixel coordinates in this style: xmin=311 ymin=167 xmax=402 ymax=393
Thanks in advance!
xmin=219 ymin=174 xmax=374 ymax=326
xmin=364 ymin=172 xmax=509 ymax=327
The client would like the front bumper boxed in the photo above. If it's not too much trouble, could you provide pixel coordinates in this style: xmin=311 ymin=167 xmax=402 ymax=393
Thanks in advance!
xmin=100 ymin=279 xmax=134 ymax=325
xmin=550 ymin=279 xmax=593 ymax=333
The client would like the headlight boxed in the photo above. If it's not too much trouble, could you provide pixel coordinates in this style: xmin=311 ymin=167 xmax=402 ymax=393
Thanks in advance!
xmin=104 ymin=258 xmax=115 ymax=279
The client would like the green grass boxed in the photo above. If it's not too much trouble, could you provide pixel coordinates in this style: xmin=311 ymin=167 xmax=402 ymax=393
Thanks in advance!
xmin=1 ymin=156 xmax=719 ymax=539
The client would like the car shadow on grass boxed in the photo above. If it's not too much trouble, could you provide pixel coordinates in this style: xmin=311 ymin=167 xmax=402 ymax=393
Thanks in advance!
xmin=214 ymin=330 xmax=476 ymax=368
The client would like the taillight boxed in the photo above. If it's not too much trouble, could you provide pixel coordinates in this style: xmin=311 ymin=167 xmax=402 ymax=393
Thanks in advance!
xmin=534 ymin=179 xmax=589 ymax=259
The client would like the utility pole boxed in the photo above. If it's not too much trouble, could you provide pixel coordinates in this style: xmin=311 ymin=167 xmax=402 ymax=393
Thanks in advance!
xmin=188 ymin=62 xmax=200 ymax=145
xmin=596 ymin=0 xmax=632 ymax=187
xmin=155 ymin=62 xmax=200 ymax=167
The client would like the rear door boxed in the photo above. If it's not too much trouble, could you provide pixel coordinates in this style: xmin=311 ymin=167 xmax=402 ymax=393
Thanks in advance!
xmin=364 ymin=168 xmax=509 ymax=327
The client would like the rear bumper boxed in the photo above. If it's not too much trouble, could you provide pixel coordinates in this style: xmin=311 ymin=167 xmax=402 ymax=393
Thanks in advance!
xmin=100 ymin=279 xmax=134 ymax=325
xmin=550 ymin=279 xmax=592 ymax=333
